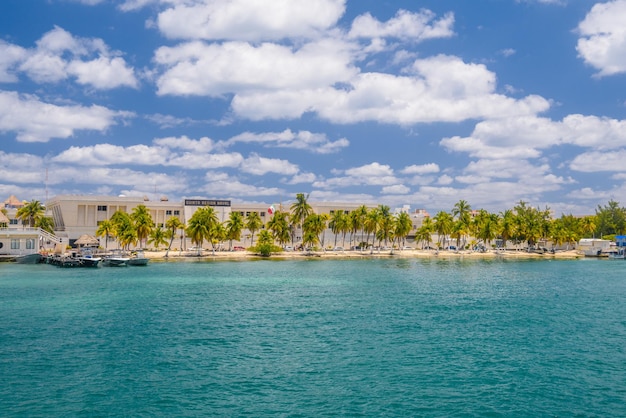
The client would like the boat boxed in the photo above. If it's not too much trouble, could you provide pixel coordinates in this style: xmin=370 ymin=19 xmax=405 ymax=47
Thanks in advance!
xmin=75 ymin=248 xmax=102 ymax=267
xmin=46 ymin=249 xmax=102 ymax=268
xmin=102 ymin=249 xmax=130 ymax=267
xmin=15 ymin=253 xmax=43 ymax=264
xmin=127 ymin=250 xmax=149 ymax=266
xmin=608 ymin=248 xmax=625 ymax=259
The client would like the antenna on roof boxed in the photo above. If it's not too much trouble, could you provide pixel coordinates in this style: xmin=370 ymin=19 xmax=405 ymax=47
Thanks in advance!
xmin=45 ymin=167 xmax=48 ymax=204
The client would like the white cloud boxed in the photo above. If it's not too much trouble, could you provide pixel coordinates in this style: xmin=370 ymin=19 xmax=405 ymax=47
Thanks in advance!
xmin=231 ymin=55 xmax=550 ymax=124
xmin=118 ymin=0 xmax=157 ymax=12
xmin=156 ymin=0 xmax=346 ymax=41
xmin=241 ymin=153 xmax=299 ymax=175
xmin=155 ymin=40 xmax=357 ymax=96
xmin=285 ymin=172 xmax=317 ymax=184
xmin=348 ymin=9 xmax=454 ymax=42
xmin=0 ymin=151 xmax=46 ymax=184
xmin=381 ymin=184 xmax=410 ymax=194
xmin=153 ymin=135 xmax=215 ymax=152
xmin=52 ymin=144 xmax=167 ymax=166
xmin=345 ymin=162 xmax=394 ymax=177
xmin=224 ymin=129 xmax=349 ymax=154
xmin=441 ymin=114 xmax=626 ymax=160
xmin=67 ymin=56 xmax=138 ymax=89
xmin=577 ymin=0 xmax=626 ymax=76
xmin=570 ymin=149 xmax=626 ymax=172
xmin=314 ymin=162 xmax=398 ymax=189
xmin=166 ymin=152 xmax=243 ymax=170
xmin=401 ymin=163 xmax=440 ymax=175
xmin=202 ymin=172 xmax=283 ymax=197
xmin=13 ymin=26 xmax=138 ymax=89
xmin=0 ymin=91 xmax=133 ymax=142
xmin=0 ymin=41 xmax=27 ymax=82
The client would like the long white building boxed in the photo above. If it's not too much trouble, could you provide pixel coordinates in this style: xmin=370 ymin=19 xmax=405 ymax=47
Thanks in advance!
xmin=33 ymin=194 xmax=429 ymax=249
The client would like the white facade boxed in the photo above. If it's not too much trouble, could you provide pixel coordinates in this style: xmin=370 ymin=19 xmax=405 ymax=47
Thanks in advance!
xmin=44 ymin=195 xmax=417 ymax=249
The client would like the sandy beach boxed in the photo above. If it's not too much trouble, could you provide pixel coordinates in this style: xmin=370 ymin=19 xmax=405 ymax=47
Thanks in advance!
xmin=143 ymin=248 xmax=584 ymax=261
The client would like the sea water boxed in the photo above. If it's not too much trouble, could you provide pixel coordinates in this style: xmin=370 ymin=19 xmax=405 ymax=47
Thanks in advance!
xmin=1 ymin=258 xmax=625 ymax=416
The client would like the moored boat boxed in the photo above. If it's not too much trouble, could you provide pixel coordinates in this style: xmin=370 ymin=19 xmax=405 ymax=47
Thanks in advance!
xmin=15 ymin=253 xmax=43 ymax=264
xmin=127 ymin=250 xmax=149 ymax=266
xmin=102 ymin=249 xmax=130 ymax=267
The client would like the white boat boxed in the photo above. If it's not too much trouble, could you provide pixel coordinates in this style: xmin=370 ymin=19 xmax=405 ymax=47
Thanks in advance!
xmin=102 ymin=250 xmax=130 ymax=267
xmin=608 ymin=248 xmax=625 ymax=259
xmin=76 ymin=248 xmax=102 ymax=267
xmin=127 ymin=250 xmax=149 ymax=266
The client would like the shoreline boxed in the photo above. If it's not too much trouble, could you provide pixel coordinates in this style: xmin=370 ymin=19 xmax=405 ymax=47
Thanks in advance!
xmin=140 ymin=248 xmax=585 ymax=261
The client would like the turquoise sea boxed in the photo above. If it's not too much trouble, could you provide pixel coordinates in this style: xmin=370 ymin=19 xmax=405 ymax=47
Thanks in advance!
xmin=1 ymin=258 xmax=626 ymax=416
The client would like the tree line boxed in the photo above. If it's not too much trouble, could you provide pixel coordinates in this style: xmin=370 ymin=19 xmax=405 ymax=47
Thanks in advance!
xmin=4 ymin=196 xmax=626 ymax=255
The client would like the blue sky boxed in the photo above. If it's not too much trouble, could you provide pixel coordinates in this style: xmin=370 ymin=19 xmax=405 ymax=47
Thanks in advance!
xmin=1 ymin=0 xmax=626 ymax=215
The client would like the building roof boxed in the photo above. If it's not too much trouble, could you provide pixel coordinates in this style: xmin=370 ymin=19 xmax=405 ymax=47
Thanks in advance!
xmin=0 ymin=211 xmax=9 ymax=224
xmin=3 ymin=195 xmax=23 ymax=208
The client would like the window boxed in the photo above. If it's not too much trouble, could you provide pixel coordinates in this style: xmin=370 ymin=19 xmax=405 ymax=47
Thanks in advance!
xmin=9 ymin=219 xmax=18 ymax=225
xmin=174 ymin=210 xmax=180 ymax=216
xmin=166 ymin=210 xmax=172 ymax=215
xmin=246 ymin=212 xmax=251 ymax=216
xmin=260 ymin=212 xmax=265 ymax=217
xmin=11 ymin=239 xmax=20 ymax=249
xmin=97 ymin=205 xmax=107 ymax=211
xmin=26 ymin=239 xmax=35 ymax=250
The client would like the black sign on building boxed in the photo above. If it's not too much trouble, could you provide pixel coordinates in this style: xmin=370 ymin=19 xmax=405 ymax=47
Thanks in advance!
xmin=184 ymin=199 xmax=231 ymax=207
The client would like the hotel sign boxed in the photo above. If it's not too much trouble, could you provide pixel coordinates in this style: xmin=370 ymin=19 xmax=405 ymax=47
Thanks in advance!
xmin=184 ymin=199 xmax=231 ymax=207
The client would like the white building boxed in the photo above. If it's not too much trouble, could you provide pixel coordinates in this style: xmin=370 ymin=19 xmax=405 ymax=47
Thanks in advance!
xmin=44 ymin=195 xmax=397 ymax=249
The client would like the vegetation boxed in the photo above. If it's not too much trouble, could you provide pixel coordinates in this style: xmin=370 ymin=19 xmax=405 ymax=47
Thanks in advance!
xmin=16 ymin=200 xmax=54 ymax=232
xmin=59 ymin=194 xmax=626 ymax=254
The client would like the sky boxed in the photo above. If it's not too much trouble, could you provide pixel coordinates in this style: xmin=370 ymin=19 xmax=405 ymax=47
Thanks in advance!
xmin=1 ymin=0 xmax=626 ymax=215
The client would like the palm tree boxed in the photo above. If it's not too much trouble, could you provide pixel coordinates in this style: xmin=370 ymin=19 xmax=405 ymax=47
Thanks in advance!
xmin=267 ymin=211 xmax=291 ymax=248
xmin=131 ymin=204 xmax=154 ymax=249
xmin=164 ymin=216 xmax=184 ymax=257
xmin=209 ymin=222 xmax=226 ymax=254
xmin=34 ymin=216 xmax=55 ymax=234
xmin=353 ymin=205 xmax=369 ymax=249
xmin=579 ymin=215 xmax=596 ymax=239
xmin=452 ymin=200 xmax=472 ymax=249
xmin=499 ymin=209 xmax=516 ymax=250
xmin=225 ymin=211 xmax=244 ymax=250
xmin=416 ymin=217 xmax=434 ymax=249
xmin=96 ymin=219 xmax=114 ymax=251
xmin=110 ymin=210 xmax=134 ymax=249
xmin=394 ymin=212 xmax=413 ymax=248
xmin=329 ymin=211 xmax=346 ymax=248
xmin=303 ymin=213 xmax=328 ymax=250
xmin=364 ymin=208 xmax=381 ymax=252
xmin=347 ymin=210 xmax=361 ymax=249
xmin=474 ymin=210 xmax=499 ymax=250
xmin=376 ymin=205 xmax=393 ymax=249
xmin=433 ymin=211 xmax=453 ymax=248
xmin=17 ymin=200 xmax=45 ymax=228
xmin=245 ymin=211 xmax=263 ymax=247
xmin=290 ymin=193 xmax=312 ymax=248
xmin=452 ymin=199 xmax=471 ymax=225
xmin=185 ymin=206 xmax=219 ymax=253
xmin=148 ymin=227 xmax=168 ymax=250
